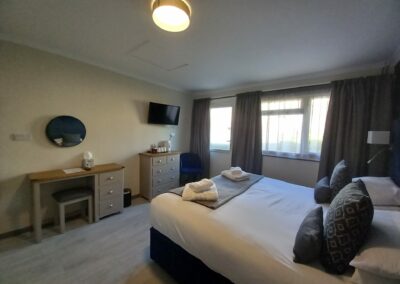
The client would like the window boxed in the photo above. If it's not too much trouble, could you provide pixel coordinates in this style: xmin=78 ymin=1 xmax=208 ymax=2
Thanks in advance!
xmin=210 ymin=106 xmax=232 ymax=150
xmin=261 ymin=86 xmax=330 ymax=160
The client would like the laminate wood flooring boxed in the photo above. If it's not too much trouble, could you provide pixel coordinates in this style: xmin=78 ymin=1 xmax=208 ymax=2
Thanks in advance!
xmin=0 ymin=198 xmax=176 ymax=284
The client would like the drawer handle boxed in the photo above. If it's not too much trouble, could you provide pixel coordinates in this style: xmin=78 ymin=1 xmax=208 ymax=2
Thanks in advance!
xmin=108 ymin=203 xmax=113 ymax=208
xmin=157 ymin=160 xmax=162 ymax=163
xmin=108 ymin=189 xmax=113 ymax=194
xmin=107 ymin=176 xmax=114 ymax=181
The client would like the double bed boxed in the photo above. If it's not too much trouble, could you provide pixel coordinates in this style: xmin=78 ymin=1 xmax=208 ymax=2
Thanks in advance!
xmin=150 ymin=120 xmax=400 ymax=284
xmin=150 ymin=177 xmax=399 ymax=283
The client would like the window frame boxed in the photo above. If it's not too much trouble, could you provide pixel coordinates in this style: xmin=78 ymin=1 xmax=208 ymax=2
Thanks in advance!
xmin=209 ymin=98 xmax=235 ymax=152
xmin=261 ymin=87 xmax=330 ymax=161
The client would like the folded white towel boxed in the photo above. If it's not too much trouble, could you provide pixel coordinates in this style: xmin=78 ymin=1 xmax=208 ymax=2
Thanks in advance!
xmin=230 ymin=166 xmax=243 ymax=176
xmin=182 ymin=184 xmax=219 ymax=201
xmin=188 ymin=178 xmax=215 ymax=193
xmin=221 ymin=170 xmax=250 ymax=181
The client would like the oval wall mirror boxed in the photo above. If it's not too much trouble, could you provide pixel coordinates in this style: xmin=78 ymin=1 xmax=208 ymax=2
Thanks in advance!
xmin=46 ymin=115 xmax=86 ymax=147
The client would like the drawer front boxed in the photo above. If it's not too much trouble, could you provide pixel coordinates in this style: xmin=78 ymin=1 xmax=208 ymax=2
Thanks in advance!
xmin=166 ymin=162 xmax=179 ymax=174
xmin=152 ymin=180 xmax=180 ymax=198
xmin=152 ymin=163 xmax=179 ymax=177
xmin=152 ymin=156 xmax=166 ymax=166
xmin=168 ymin=179 xmax=179 ymax=190
xmin=152 ymin=184 xmax=170 ymax=198
xmin=166 ymin=155 xmax=179 ymax=164
xmin=99 ymin=182 xmax=123 ymax=200
xmin=99 ymin=197 xmax=123 ymax=218
xmin=99 ymin=170 xmax=123 ymax=186
xmin=152 ymin=174 xmax=179 ymax=187
xmin=152 ymin=165 xmax=167 ymax=177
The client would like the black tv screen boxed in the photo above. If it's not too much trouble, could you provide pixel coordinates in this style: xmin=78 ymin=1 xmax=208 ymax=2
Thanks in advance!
xmin=148 ymin=102 xmax=180 ymax=125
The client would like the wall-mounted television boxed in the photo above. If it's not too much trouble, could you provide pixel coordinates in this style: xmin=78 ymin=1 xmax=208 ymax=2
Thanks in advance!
xmin=148 ymin=102 xmax=180 ymax=125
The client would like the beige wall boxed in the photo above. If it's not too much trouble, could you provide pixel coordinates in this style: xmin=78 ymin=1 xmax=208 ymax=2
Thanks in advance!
xmin=210 ymin=151 xmax=318 ymax=187
xmin=262 ymin=156 xmax=319 ymax=187
xmin=0 ymin=41 xmax=192 ymax=235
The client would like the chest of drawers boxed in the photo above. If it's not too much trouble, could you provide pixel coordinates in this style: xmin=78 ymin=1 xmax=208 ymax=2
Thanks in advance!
xmin=98 ymin=169 xmax=124 ymax=218
xmin=140 ymin=152 xmax=180 ymax=200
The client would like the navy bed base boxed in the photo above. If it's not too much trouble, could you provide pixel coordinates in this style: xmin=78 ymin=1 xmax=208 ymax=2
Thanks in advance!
xmin=390 ymin=119 xmax=400 ymax=186
xmin=150 ymin=227 xmax=232 ymax=284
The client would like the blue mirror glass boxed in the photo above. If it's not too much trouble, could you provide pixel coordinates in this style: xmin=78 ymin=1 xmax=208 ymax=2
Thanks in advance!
xmin=46 ymin=115 xmax=86 ymax=147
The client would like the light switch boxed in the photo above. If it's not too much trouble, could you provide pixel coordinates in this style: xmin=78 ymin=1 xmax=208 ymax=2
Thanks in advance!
xmin=11 ymin=133 xmax=32 ymax=141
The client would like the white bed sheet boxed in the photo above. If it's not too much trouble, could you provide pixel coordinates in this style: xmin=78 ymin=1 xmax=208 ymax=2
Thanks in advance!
xmin=150 ymin=177 xmax=394 ymax=284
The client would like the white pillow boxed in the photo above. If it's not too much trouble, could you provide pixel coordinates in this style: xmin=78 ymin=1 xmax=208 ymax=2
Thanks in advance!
xmin=350 ymin=209 xmax=400 ymax=280
xmin=352 ymin=177 xmax=400 ymax=206
xmin=351 ymin=269 xmax=400 ymax=284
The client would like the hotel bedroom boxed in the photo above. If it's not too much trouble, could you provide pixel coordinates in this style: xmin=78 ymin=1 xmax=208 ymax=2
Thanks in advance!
xmin=0 ymin=1 xmax=399 ymax=283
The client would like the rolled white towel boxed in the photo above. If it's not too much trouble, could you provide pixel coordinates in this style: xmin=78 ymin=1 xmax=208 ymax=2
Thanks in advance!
xmin=182 ymin=184 xmax=219 ymax=201
xmin=230 ymin=166 xmax=243 ymax=176
xmin=221 ymin=170 xmax=250 ymax=181
xmin=188 ymin=178 xmax=214 ymax=193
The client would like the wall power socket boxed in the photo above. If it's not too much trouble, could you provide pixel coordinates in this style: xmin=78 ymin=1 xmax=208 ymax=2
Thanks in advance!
xmin=11 ymin=133 xmax=32 ymax=141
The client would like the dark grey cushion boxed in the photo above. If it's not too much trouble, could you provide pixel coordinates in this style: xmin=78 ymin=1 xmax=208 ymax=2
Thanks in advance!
xmin=52 ymin=187 xmax=92 ymax=203
xmin=321 ymin=180 xmax=374 ymax=274
xmin=314 ymin=176 xmax=332 ymax=203
xmin=293 ymin=206 xmax=323 ymax=263
xmin=329 ymin=160 xmax=351 ymax=200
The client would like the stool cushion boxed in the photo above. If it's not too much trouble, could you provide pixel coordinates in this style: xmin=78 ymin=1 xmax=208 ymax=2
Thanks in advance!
xmin=52 ymin=187 xmax=92 ymax=203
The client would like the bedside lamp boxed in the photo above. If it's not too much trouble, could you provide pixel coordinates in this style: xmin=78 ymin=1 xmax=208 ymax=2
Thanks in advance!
xmin=367 ymin=131 xmax=391 ymax=164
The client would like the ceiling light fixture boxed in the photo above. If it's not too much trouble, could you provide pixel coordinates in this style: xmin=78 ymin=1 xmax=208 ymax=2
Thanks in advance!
xmin=151 ymin=0 xmax=191 ymax=32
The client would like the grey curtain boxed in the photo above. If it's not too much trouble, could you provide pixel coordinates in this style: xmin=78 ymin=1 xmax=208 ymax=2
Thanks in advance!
xmin=190 ymin=98 xmax=210 ymax=178
xmin=318 ymin=74 xmax=393 ymax=179
xmin=231 ymin=91 xmax=263 ymax=174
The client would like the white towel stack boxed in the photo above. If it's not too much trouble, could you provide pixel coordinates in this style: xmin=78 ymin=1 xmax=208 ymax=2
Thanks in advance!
xmin=221 ymin=167 xmax=250 ymax=181
xmin=182 ymin=179 xmax=219 ymax=201
xmin=189 ymin=179 xmax=214 ymax=193
xmin=230 ymin=166 xmax=244 ymax=176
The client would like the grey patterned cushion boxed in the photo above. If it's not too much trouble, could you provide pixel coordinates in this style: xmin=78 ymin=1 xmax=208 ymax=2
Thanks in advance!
xmin=314 ymin=176 xmax=332 ymax=203
xmin=329 ymin=160 xmax=351 ymax=200
xmin=321 ymin=180 xmax=374 ymax=274
xmin=293 ymin=207 xmax=323 ymax=263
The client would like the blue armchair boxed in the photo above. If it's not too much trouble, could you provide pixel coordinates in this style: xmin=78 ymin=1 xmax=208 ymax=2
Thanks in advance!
xmin=180 ymin=153 xmax=203 ymax=185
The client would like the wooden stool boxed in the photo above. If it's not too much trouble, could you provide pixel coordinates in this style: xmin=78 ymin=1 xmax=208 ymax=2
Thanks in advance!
xmin=52 ymin=187 xmax=93 ymax=233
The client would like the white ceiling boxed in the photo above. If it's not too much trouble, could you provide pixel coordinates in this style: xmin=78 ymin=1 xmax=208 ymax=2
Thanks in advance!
xmin=1 ymin=0 xmax=399 ymax=93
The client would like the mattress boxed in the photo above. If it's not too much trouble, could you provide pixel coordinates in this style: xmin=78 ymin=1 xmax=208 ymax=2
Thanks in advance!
xmin=150 ymin=177 xmax=395 ymax=284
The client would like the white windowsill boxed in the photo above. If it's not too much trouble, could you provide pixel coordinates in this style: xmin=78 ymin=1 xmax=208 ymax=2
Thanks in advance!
xmin=263 ymin=152 xmax=320 ymax=162
xmin=210 ymin=149 xmax=231 ymax=153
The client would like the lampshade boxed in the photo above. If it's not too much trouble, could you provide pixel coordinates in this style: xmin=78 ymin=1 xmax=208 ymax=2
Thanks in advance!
xmin=367 ymin=131 xmax=390 ymax=145
xmin=151 ymin=0 xmax=191 ymax=32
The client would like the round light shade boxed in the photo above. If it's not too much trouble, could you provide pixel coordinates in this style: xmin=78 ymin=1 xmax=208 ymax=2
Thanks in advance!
xmin=151 ymin=0 xmax=191 ymax=32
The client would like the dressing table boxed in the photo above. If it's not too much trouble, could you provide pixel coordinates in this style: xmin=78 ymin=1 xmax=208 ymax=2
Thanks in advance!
xmin=29 ymin=163 xmax=124 ymax=242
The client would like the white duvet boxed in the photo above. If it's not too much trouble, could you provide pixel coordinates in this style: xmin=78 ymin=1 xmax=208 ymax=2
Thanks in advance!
xmin=150 ymin=177 xmax=398 ymax=284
